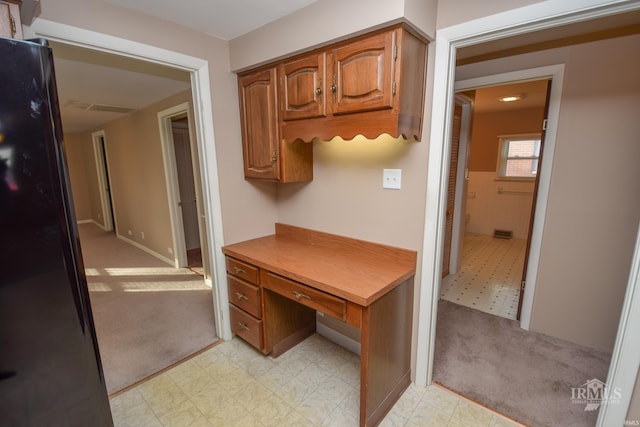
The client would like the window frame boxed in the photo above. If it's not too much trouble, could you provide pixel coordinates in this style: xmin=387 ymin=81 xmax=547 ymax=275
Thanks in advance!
xmin=496 ymin=133 xmax=542 ymax=181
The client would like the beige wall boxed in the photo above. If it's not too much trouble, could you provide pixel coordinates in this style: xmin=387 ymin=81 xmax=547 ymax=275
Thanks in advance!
xmin=36 ymin=0 xmax=278 ymax=246
xmin=468 ymin=108 xmax=545 ymax=172
xmin=68 ymin=91 xmax=195 ymax=259
xmin=436 ymin=0 xmax=544 ymax=29
xmin=458 ymin=34 xmax=640 ymax=351
xmin=65 ymin=131 xmax=109 ymax=228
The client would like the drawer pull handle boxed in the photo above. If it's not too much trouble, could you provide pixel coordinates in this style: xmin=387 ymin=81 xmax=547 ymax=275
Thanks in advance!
xmin=237 ymin=322 xmax=250 ymax=332
xmin=234 ymin=267 xmax=246 ymax=275
xmin=235 ymin=292 xmax=249 ymax=301
xmin=292 ymin=290 xmax=311 ymax=301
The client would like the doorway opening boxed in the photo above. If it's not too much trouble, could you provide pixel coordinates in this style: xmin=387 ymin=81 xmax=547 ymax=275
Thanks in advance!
xmin=158 ymin=102 xmax=209 ymax=279
xmin=92 ymin=130 xmax=115 ymax=232
xmin=440 ymin=79 xmax=550 ymax=321
xmin=172 ymin=117 xmax=203 ymax=274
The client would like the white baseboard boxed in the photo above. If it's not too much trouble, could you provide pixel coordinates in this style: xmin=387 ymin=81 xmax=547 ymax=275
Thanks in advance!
xmin=316 ymin=321 xmax=361 ymax=356
xmin=77 ymin=219 xmax=107 ymax=230
xmin=116 ymin=234 xmax=175 ymax=267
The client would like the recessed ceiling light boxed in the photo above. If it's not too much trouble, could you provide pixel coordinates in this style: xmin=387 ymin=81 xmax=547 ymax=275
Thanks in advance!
xmin=498 ymin=94 xmax=526 ymax=102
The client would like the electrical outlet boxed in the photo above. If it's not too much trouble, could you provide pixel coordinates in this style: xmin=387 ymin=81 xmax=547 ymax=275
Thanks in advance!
xmin=168 ymin=247 xmax=173 ymax=254
xmin=141 ymin=232 xmax=145 ymax=239
xmin=128 ymin=230 xmax=132 ymax=236
xmin=383 ymin=169 xmax=402 ymax=190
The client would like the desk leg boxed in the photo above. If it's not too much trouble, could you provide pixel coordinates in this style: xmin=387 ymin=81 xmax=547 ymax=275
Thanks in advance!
xmin=359 ymin=278 xmax=414 ymax=427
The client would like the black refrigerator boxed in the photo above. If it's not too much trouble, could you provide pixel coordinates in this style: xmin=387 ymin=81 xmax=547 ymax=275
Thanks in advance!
xmin=0 ymin=37 xmax=113 ymax=426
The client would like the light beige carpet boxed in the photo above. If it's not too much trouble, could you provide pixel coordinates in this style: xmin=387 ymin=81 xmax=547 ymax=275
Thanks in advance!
xmin=433 ymin=299 xmax=611 ymax=427
xmin=78 ymin=223 xmax=218 ymax=395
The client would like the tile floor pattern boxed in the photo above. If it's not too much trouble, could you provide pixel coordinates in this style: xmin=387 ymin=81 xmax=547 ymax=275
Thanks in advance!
xmin=110 ymin=335 xmax=522 ymax=427
xmin=440 ymin=233 xmax=526 ymax=320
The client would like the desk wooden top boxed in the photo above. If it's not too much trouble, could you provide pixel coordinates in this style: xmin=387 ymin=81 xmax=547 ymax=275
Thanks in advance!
xmin=222 ymin=223 xmax=417 ymax=306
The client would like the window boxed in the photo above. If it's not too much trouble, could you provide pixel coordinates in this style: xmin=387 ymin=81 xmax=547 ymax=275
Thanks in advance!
xmin=497 ymin=135 xmax=541 ymax=179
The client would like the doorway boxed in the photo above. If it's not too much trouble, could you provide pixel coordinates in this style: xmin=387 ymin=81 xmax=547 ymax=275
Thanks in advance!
xmin=441 ymin=80 xmax=549 ymax=320
xmin=416 ymin=4 xmax=640 ymax=426
xmin=91 ymin=130 xmax=115 ymax=232
xmin=172 ymin=116 xmax=205 ymax=275
xmin=158 ymin=103 xmax=209 ymax=279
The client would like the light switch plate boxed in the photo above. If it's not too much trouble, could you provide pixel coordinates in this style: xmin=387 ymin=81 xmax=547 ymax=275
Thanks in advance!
xmin=383 ymin=169 xmax=402 ymax=190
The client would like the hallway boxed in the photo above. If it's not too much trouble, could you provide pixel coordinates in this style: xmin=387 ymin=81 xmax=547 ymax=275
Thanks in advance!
xmin=79 ymin=223 xmax=218 ymax=395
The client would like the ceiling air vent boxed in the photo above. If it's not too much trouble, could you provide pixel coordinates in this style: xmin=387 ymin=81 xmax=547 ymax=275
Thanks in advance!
xmin=86 ymin=104 xmax=136 ymax=114
xmin=64 ymin=100 xmax=135 ymax=114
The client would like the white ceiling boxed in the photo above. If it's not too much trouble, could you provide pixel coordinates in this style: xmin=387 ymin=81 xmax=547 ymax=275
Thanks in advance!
xmin=51 ymin=42 xmax=191 ymax=134
xmin=102 ymin=0 xmax=319 ymax=40
xmin=469 ymin=80 xmax=549 ymax=114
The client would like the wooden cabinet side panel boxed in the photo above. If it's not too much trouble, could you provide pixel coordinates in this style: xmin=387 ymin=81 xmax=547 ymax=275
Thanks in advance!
xmin=360 ymin=278 xmax=414 ymax=426
xmin=280 ymin=139 xmax=313 ymax=182
xmin=332 ymin=30 xmax=395 ymax=115
xmin=238 ymin=69 xmax=280 ymax=180
xmin=396 ymin=29 xmax=428 ymax=141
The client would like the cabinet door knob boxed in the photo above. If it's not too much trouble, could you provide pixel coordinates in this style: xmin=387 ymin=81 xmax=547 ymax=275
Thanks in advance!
xmin=330 ymin=74 xmax=337 ymax=102
xmin=237 ymin=322 xmax=250 ymax=332
xmin=235 ymin=292 xmax=249 ymax=301
xmin=234 ymin=267 xmax=246 ymax=275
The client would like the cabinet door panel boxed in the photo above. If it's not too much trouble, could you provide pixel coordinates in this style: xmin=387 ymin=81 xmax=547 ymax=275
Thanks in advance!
xmin=238 ymin=68 xmax=279 ymax=180
xmin=281 ymin=53 xmax=326 ymax=121
xmin=332 ymin=31 xmax=395 ymax=115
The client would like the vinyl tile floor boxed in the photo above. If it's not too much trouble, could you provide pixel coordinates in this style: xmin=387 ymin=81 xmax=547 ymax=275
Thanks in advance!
xmin=440 ymin=233 xmax=525 ymax=320
xmin=110 ymin=334 xmax=522 ymax=427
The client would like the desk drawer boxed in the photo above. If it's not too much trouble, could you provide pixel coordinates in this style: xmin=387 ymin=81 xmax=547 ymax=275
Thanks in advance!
xmin=230 ymin=304 xmax=263 ymax=350
xmin=262 ymin=271 xmax=346 ymax=321
xmin=228 ymin=274 xmax=261 ymax=318
xmin=226 ymin=257 xmax=258 ymax=284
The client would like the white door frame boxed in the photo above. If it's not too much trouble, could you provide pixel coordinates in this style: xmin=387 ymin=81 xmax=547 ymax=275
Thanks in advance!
xmin=91 ymin=130 xmax=115 ymax=231
xmin=448 ymin=94 xmax=472 ymax=275
xmin=415 ymin=1 xmax=640 ymax=426
xmin=31 ymin=20 xmax=231 ymax=341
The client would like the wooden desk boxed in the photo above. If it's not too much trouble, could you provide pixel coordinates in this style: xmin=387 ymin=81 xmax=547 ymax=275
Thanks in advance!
xmin=222 ymin=223 xmax=416 ymax=427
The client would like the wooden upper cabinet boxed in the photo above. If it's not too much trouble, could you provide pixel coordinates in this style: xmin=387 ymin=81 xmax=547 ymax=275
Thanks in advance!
xmin=236 ymin=24 xmax=427 ymax=182
xmin=0 ymin=1 xmax=23 ymax=39
xmin=238 ymin=68 xmax=280 ymax=181
xmin=238 ymin=68 xmax=313 ymax=182
xmin=280 ymin=52 xmax=327 ymax=121
xmin=332 ymin=30 xmax=394 ymax=115
xmin=280 ymin=24 xmax=428 ymax=142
